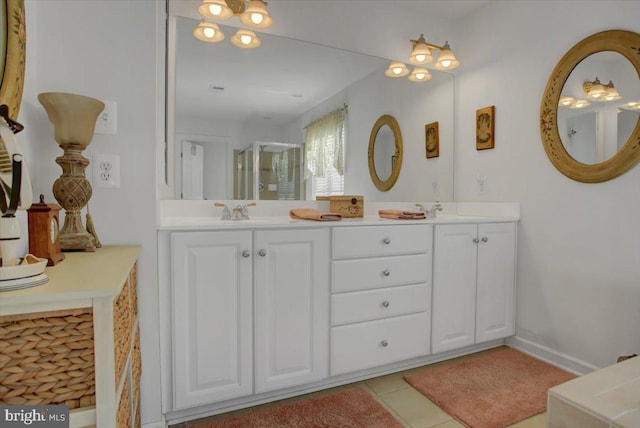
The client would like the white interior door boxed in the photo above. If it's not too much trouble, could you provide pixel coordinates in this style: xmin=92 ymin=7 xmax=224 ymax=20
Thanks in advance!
xmin=181 ymin=140 xmax=204 ymax=199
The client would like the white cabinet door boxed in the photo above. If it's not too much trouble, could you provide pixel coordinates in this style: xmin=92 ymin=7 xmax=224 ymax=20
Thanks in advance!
xmin=432 ymin=224 xmax=478 ymax=354
xmin=475 ymin=222 xmax=516 ymax=343
xmin=254 ymin=228 xmax=329 ymax=393
xmin=171 ymin=231 xmax=253 ymax=409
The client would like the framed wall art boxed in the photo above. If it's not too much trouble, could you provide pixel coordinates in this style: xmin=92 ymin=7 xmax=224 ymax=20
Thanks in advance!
xmin=425 ymin=121 xmax=439 ymax=158
xmin=476 ymin=106 xmax=495 ymax=150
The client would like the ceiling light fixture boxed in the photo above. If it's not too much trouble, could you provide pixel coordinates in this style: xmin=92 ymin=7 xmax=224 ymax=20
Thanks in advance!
xmin=386 ymin=34 xmax=460 ymax=83
xmin=194 ymin=0 xmax=273 ymax=48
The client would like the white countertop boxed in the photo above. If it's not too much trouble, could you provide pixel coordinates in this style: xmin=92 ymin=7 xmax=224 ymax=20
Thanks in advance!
xmin=0 ymin=245 xmax=141 ymax=314
xmin=158 ymin=201 xmax=521 ymax=230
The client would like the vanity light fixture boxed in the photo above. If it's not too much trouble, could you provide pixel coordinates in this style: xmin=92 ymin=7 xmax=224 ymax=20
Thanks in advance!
xmin=582 ymin=77 xmax=617 ymax=101
xmin=194 ymin=0 xmax=272 ymax=48
xmin=387 ymin=34 xmax=460 ymax=83
xmin=602 ymin=81 xmax=621 ymax=101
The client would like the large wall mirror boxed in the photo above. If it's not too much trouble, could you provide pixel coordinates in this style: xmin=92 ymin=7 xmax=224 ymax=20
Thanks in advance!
xmin=540 ymin=30 xmax=640 ymax=182
xmin=165 ymin=0 xmax=455 ymax=201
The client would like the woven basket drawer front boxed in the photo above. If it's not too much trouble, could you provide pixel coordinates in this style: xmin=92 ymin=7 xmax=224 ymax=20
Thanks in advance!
xmin=0 ymin=308 xmax=96 ymax=408
xmin=333 ymin=225 xmax=432 ymax=259
xmin=116 ymin=374 xmax=130 ymax=428
xmin=332 ymin=253 xmax=430 ymax=293
xmin=113 ymin=280 xmax=132 ymax=383
xmin=132 ymin=325 xmax=141 ymax=410
xmin=332 ymin=283 xmax=430 ymax=326
xmin=130 ymin=262 xmax=138 ymax=318
xmin=331 ymin=312 xmax=430 ymax=376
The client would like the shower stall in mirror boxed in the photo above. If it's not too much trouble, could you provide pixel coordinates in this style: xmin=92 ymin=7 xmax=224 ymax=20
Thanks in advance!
xmin=234 ymin=142 xmax=304 ymax=200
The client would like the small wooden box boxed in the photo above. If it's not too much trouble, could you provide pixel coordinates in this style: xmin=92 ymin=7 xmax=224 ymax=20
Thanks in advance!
xmin=319 ymin=195 xmax=364 ymax=218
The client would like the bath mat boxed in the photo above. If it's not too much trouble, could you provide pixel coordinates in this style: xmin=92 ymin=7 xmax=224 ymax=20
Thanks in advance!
xmin=184 ymin=387 xmax=403 ymax=428
xmin=404 ymin=348 xmax=575 ymax=428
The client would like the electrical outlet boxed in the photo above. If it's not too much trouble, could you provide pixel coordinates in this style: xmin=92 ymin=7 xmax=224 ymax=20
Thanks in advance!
xmin=93 ymin=154 xmax=120 ymax=188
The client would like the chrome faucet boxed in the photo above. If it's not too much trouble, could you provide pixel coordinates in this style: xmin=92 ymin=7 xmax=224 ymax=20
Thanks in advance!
xmin=215 ymin=202 xmax=256 ymax=220
xmin=415 ymin=202 xmax=443 ymax=219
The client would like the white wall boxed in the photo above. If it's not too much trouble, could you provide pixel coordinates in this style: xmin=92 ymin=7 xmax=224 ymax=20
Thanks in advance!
xmin=454 ymin=1 xmax=640 ymax=368
xmin=22 ymin=0 xmax=162 ymax=424
xmin=20 ymin=0 xmax=640 ymax=425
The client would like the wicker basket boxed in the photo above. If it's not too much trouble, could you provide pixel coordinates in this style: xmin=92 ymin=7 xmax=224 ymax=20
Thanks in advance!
xmin=116 ymin=374 xmax=130 ymax=428
xmin=113 ymin=279 xmax=131 ymax=383
xmin=0 ymin=308 xmax=96 ymax=408
xmin=131 ymin=325 xmax=141 ymax=410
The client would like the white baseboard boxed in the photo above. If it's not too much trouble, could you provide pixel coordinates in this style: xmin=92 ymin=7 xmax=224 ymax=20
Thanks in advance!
xmin=507 ymin=336 xmax=599 ymax=375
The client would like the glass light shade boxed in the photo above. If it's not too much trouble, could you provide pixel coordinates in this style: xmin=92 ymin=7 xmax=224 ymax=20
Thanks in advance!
xmin=408 ymin=36 xmax=433 ymax=64
xmin=193 ymin=21 xmax=225 ymax=43
xmin=231 ymin=29 xmax=261 ymax=48
xmin=603 ymin=81 xmax=621 ymax=101
xmin=408 ymin=67 xmax=432 ymax=82
xmin=433 ymin=42 xmax=460 ymax=70
xmin=570 ymin=99 xmax=591 ymax=109
xmin=385 ymin=61 xmax=409 ymax=77
xmin=198 ymin=0 xmax=233 ymax=19
xmin=585 ymin=78 xmax=606 ymax=99
xmin=240 ymin=0 xmax=273 ymax=29
xmin=559 ymin=96 xmax=575 ymax=107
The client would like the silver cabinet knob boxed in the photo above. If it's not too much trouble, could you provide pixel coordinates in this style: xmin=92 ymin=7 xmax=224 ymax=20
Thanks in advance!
xmin=258 ymin=249 xmax=267 ymax=257
xmin=473 ymin=238 xmax=480 ymax=243
xmin=382 ymin=300 xmax=390 ymax=308
xmin=380 ymin=340 xmax=388 ymax=347
xmin=242 ymin=250 xmax=251 ymax=258
xmin=383 ymin=269 xmax=390 ymax=277
xmin=383 ymin=237 xmax=391 ymax=245
xmin=481 ymin=237 xmax=488 ymax=242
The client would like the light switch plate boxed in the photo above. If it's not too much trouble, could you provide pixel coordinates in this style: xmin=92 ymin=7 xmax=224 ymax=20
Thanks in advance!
xmin=94 ymin=100 xmax=117 ymax=135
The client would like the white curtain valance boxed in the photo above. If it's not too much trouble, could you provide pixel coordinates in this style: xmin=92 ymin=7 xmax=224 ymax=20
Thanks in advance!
xmin=304 ymin=108 xmax=345 ymax=178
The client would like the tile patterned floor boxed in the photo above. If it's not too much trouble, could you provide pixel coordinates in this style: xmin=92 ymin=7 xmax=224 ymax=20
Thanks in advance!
xmin=174 ymin=347 xmax=547 ymax=428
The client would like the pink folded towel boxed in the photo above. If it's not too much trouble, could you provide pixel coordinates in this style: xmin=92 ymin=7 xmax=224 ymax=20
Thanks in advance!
xmin=290 ymin=209 xmax=343 ymax=221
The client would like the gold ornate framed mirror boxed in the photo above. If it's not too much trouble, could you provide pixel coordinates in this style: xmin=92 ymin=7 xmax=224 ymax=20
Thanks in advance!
xmin=540 ymin=30 xmax=640 ymax=182
xmin=0 ymin=0 xmax=26 ymax=118
xmin=368 ymin=114 xmax=403 ymax=191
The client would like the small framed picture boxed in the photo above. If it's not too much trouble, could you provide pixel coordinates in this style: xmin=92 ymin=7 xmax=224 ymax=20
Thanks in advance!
xmin=476 ymin=106 xmax=495 ymax=150
xmin=425 ymin=121 xmax=439 ymax=158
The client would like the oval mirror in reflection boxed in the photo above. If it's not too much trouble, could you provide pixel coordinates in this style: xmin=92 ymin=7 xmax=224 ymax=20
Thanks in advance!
xmin=368 ymin=115 xmax=403 ymax=191
xmin=557 ymin=51 xmax=640 ymax=165
xmin=373 ymin=125 xmax=395 ymax=182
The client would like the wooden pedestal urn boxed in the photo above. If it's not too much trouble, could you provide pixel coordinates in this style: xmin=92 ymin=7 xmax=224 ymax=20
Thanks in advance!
xmin=38 ymin=92 xmax=104 ymax=252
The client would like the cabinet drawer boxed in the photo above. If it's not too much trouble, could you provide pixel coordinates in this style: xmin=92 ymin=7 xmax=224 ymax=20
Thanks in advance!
xmin=332 ymin=283 xmax=430 ymax=326
xmin=333 ymin=254 xmax=430 ymax=292
xmin=330 ymin=312 xmax=430 ymax=375
xmin=333 ymin=225 xmax=432 ymax=259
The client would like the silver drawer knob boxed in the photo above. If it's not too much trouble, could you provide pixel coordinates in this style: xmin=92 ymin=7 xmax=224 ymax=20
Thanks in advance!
xmin=382 ymin=300 xmax=390 ymax=308
xmin=481 ymin=237 xmax=488 ymax=242
xmin=242 ymin=250 xmax=251 ymax=258
xmin=383 ymin=237 xmax=391 ymax=245
xmin=380 ymin=340 xmax=388 ymax=347
xmin=473 ymin=238 xmax=480 ymax=243
xmin=258 ymin=249 xmax=267 ymax=257
xmin=383 ymin=269 xmax=390 ymax=277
